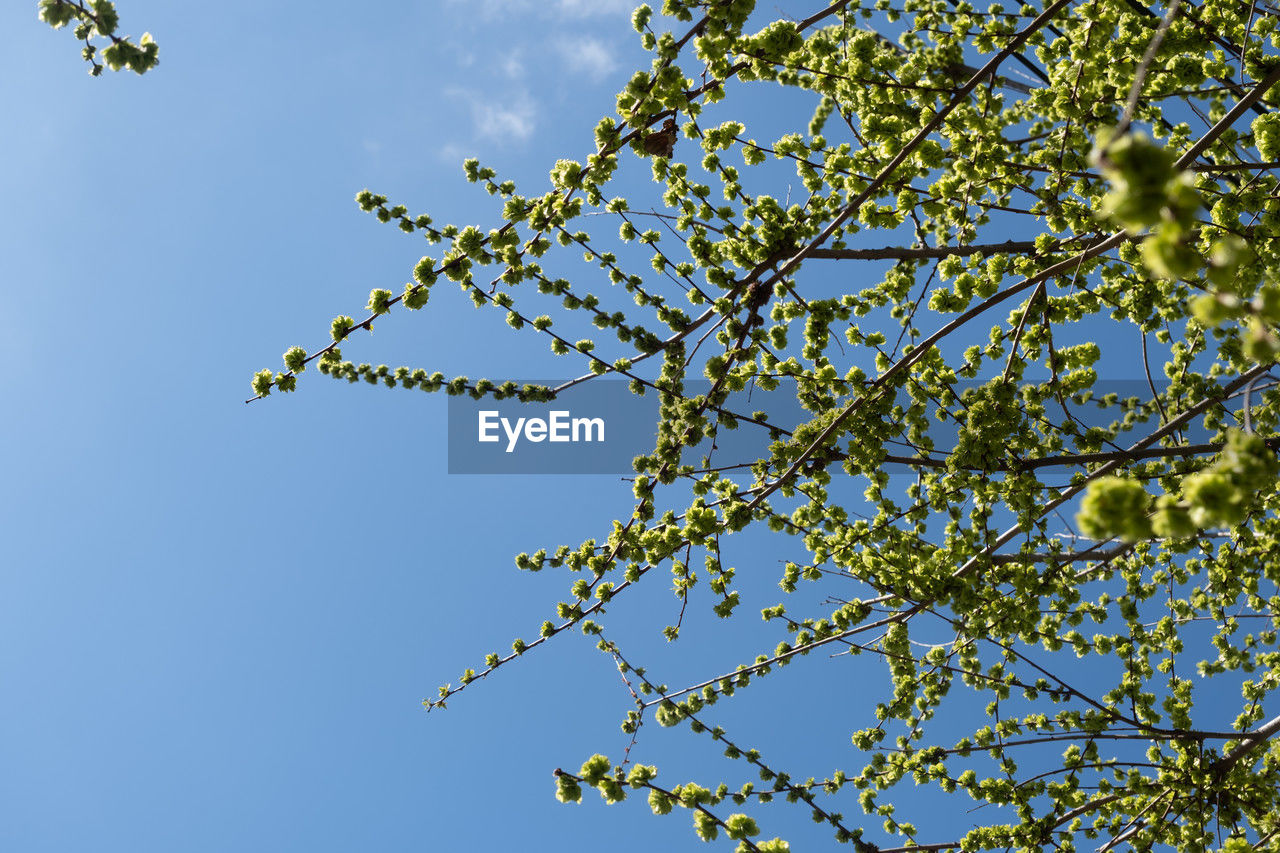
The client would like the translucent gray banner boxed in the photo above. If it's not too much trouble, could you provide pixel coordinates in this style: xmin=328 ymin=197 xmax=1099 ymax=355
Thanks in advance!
xmin=446 ymin=378 xmax=1264 ymax=474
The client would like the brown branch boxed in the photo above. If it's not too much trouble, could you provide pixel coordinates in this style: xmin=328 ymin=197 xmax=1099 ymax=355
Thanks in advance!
xmin=807 ymin=239 xmax=1048 ymax=260
xmin=989 ymin=544 xmax=1132 ymax=564
xmin=1176 ymin=63 xmax=1280 ymax=168
xmin=1212 ymin=712 xmax=1280 ymax=775
xmin=880 ymin=438 xmax=1280 ymax=471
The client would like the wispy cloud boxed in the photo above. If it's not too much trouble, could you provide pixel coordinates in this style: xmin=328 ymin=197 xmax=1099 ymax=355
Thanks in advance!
xmin=472 ymin=96 xmax=537 ymax=142
xmin=444 ymin=86 xmax=538 ymax=144
xmin=445 ymin=0 xmax=633 ymax=20
xmin=556 ymin=36 xmax=617 ymax=79
xmin=437 ymin=142 xmax=470 ymax=164
xmin=555 ymin=0 xmax=635 ymax=17
xmin=501 ymin=49 xmax=526 ymax=79
xmin=446 ymin=0 xmax=529 ymax=20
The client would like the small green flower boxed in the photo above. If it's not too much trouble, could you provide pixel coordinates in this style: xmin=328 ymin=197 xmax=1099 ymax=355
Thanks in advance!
xmin=724 ymin=814 xmax=760 ymax=840
xmin=1151 ymin=495 xmax=1195 ymax=540
xmin=555 ymin=773 xmax=583 ymax=804
xmin=330 ymin=316 xmax=355 ymax=342
xmin=648 ymin=788 xmax=674 ymax=815
xmin=693 ymin=811 xmax=719 ymax=842
xmin=1077 ymin=476 xmax=1152 ymax=541
xmin=1183 ymin=470 xmax=1244 ymax=528
xmin=366 ymin=289 xmax=393 ymax=315
xmin=282 ymin=346 xmax=307 ymax=372
xmin=251 ymin=369 xmax=274 ymax=397
xmin=578 ymin=754 xmax=612 ymax=785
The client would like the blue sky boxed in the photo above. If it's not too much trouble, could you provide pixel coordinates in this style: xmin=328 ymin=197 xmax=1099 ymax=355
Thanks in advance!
xmin=2 ymin=2 xmax=1257 ymax=851
xmin=0 ymin=3 xmax=877 ymax=850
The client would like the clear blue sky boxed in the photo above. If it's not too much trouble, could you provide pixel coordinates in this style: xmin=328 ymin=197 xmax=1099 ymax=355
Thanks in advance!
xmin=1 ymin=3 xmax=1245 ymax=851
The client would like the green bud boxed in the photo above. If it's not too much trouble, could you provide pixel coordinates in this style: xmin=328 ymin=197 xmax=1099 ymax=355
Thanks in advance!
xmin=250 ymin=369 xmax=274 ymax=396
xmin=367 ymin=289 xmax=393 ymax=315
xmin=330 ymin=315 xmax=355 ymax=341
xmin=694 ymin=811 xmax=719 ymax=842
xmin=1141 ymin=225 xmax=1199 ymax=281
xmin=1243 ymin=316 xmax=1280 ymax=363
xmin=555 ymin=773 xmax=583 ymax=804
xmin=1076 ymin=476 xmax=1153 ymax=541
xmin=578 ymin=754 xmax=612 ymax=784
xmin=1252 ymin=112 xmax=1280 ymax=161
xmin=39 ymin=0 xmax=76 ymax=28
xmin=282 ymin=346 xmax=307 ymax=372
xmin=90 ymin=0 xmax=118 ymax=35
xmin=649 ymin=788 xmax=674 ymax=815
xmin=413 ymin=256 xmax=438 ymax=287
xmin=1151 ymin=495 xmax=1195 ymax=539
xmin=100 ymin=42 xmax=126 ymax=71
xmin=1183 ymin=470 xmax=1246 ymax=527
xmin=1190 ymin=292 xmax=1239 ymax=327
xmin=1094 ymin=133 xmax=1199 ymax=236
xmin=1253 ymin=283 xmax=1280 ymax=325
xmin=724 ymin=814 xmax=761 ymax=840
xmin=626 ymin=764 xmax=658 ymax=787
xmin=403 ymin=283 xmax=429 ymax=310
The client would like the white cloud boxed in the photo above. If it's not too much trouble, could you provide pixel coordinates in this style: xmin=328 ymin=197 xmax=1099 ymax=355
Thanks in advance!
xmin=501 ymin=49 xmax=526 ymax=79
xmin=437 ymin=142 xmax=470 ymax=163
xmin=472 ymin=97 xmax=537 ymax=142
xmin=446 ymin=0 xmax=532 ymax=20
xmin=556 ymin=37 xmax=617 ymax=79
xmin=555 ymin=0 xmax=634 ymax=17
xmin=446 ymin=0 xmax=632 ymax=19
xmin=443 ymin=86 xmax=538 ymax=144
